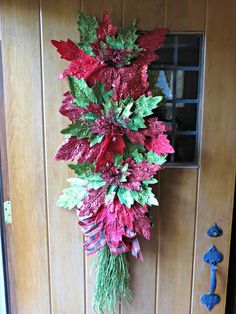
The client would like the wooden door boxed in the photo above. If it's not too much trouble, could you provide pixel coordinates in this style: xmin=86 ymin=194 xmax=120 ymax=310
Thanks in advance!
xmin=0 ymin=1 xmax=235 ymax=314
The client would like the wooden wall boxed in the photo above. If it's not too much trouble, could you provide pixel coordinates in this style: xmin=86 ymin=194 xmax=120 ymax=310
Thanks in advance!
xmin=0 ymin=1 xmax=235 ymax=314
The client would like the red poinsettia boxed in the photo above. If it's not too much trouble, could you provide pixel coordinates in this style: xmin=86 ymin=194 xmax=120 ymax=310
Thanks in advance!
xmin=77 ymin=196 xmax=150 ymax=260
xmin=52 ymin=12 xmax=168 ymax=100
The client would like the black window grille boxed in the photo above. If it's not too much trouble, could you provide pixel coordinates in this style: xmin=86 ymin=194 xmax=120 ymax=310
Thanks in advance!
xmin=149 ymin=34 xmax=204 ymax=167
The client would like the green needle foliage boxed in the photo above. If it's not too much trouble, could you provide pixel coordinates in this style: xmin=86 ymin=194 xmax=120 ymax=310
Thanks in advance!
xmin=93 ymin=245 xmax=132 ymax=314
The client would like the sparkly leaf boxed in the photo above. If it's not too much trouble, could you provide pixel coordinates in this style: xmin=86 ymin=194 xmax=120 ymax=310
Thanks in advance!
xmin=51 ymin=39 xmax=82 ymax=61
xmin=128 ymin=95 xmax=162 ymax=130
xmin=93 ymin=81 xmax=113 ymax=104
xmin=90 ymin=134 xmax=104 ymax=146
xmin=57 ymin=178 xmax=88 ymax=210
xmin=68 ymin=162 xmax=95 ymax=178
xmin=77 ymin=11 xmax=98 ymax=56
xmin=146 ymin=150 xmax=167 ymax=165
xmin=145 ymin=134 xmax=175 ymax=155
xmin=68 ymin=163 xmax=105 ymax=189
xmin=114 ymin=154 xmax=123 ymax=167
xmin=117 ymin=187 xmax=134 ymax=208
xmin=131 ymin=187 xmax=158 ymax=206
xmin=61 ymin=120 xmax=92 ymax=139
xmin=142 ymin=178 xmax=158 ymax=186
xmin=67 ymin=76 xmax=97 ymax=107
xmin=120 ymin=101 xmax=134 ymax=120
xmin=96 ymin=12 xmax=117 ymax=42
xmin=130 ymin=149 xmax=144 ymax=163
xmin=82 ymin=112 xmax=99 ymax=122
xmin=106 ymin=20 xmax=139 ymax=50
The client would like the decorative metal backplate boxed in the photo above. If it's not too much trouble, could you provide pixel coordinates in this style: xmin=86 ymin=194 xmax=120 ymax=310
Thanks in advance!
xmin=201 ymin=245 xmax=224 ymax=311
xmin=207 ymin=223 xmax=223 ymax=237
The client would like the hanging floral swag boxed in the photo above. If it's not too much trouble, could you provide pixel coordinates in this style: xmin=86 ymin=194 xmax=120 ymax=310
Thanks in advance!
xmin=52 ymin=11 xmax=174 ymax=314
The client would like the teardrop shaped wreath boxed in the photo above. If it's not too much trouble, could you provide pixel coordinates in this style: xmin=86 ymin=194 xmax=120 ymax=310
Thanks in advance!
xmin=52 ymin=12 xmax=174 ymax=313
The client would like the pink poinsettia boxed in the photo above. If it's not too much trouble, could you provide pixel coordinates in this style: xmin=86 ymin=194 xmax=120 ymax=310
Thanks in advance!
xmin=52 ymin=12 xmax=168 ymax=100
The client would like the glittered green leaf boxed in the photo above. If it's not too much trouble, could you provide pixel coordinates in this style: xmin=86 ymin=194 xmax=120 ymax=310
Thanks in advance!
xmin=67 ymin=76 xmax=97 ymax=108
xmin=105 ymin=185 xmax=117 ymax=203
xmin=68 ymin=162 xmax=94 ymax=177
xmin=114 ymin=154 xmax=123 ymax=167
xmin=93 ymin=81 xmax=113 ymax=104
xmin=86 ymin=176 xmax=106 ymax=190
xmin=146 ymin=151 xmax=167 ymax=165
xmin=106 ymin=20 xmax=139 ymax=50
xmin=117 ymin=187 xmax=134 ymax=208
xmin=77 ymin=11 xmax=98 ymax=56
xmin=57 ymin=178 xmax=88 ymax=210
xmin=89 ymin=133 xmax=104 ymax=146
xmin=130 ymin=149 xmax=144 ymax=163
xmin=128 ymin=114 xmax=146 ymax=130
xmin=68 ymin=163 xmax=105 ymax=189
xmin=120 ymin=101 xmax=134 ymax=120
xmin=82 ymin=112 xmax=99 ymax=122
xmin=105 ymin=20 xmax=141 ymax=65
xmin=131 ymin=187 xmax=158 ymax=206
xmin=119 ymin=163 xmax=128 ymax=183
xmin=135 ymin=95 xmax=162 ymax=117
xmin=127 ymin=95 xmax=162 ymax=130
xmin=142 ymin=178 xmax=158 ymax=186
xmin=102 ymin=99 xmax=114 ymax=115
xmin=125 ymin=142 xmax=146 ymax=157
xmin=61 ymin=120 xmax=92 ymax=139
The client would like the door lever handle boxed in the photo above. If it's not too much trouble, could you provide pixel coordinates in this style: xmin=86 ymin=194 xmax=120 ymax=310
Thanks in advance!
xmin=200 ymin=245 xmax=223 ymax=311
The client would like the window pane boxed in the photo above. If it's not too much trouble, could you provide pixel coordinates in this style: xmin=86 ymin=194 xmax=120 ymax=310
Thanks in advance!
xmin=176 ymin=103 xmax=197 ymax=131
xmin=155 ymin=36 xmax=175 ymax=66
xmin=177 ymin=35 xmax=200 ymax=66
xmin=176 ymin=70 xmax=198 ymax=99
xmin=156 ymin=70 xmax=174 ymax=99
xmin=174 ymin=135 xmax=196 ymax=162
xmin=155 ymin=102 xmax=173 ymax=129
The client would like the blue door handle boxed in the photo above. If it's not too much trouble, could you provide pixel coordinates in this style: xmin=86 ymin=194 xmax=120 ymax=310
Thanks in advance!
xmin=200 ymin=245 xmax=223 ymax=311
xmin=210 ymin=263 xmax=217 ymax=294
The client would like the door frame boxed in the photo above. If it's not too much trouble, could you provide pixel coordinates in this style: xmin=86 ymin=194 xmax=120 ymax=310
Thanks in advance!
xmin=0 ymin=41 xmax=17 ymax=314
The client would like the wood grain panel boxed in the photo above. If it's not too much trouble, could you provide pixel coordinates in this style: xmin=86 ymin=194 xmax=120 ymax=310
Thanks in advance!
xmin=82 ymin=0 xmax=103 ymax=20
xmin=165 ymin=0 xmax=206 ymax=31
xmin=82 ymin=0 xmax=123 ymax=27
xmin=191 ymin=0 xmax=236 ymax=313
xmin=156 ymin=169 xmax=198 ymax=314
xmin=40 ymin=1 xmax=86 ymax=313
xmin=123 ymin=0 xmax=165 ymax=30
xmin=0 ymin=1 xmax=51 ymax=313
xmin=121 ymin=182 xmax=160 ymax=314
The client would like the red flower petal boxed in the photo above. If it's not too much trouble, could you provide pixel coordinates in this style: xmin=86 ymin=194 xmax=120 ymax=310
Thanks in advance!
xmin=137 ymin=28 xmax=168 ymax=51
xmin=125 ymin=128 xmax=146 ymax=145
xmin=54 ymin=137 xmax=102 ymax=163
xmin=145 ymin=134 xmax=175 ymax=155
xmin=96 ymin=11 xmax=117 ymax=42
xmin=51 ymin=39 xmax=82 ymax=61
xmin=59 ymin=92 xmax=86 ymax=121
xmin=95 ymin=134 xmax=126 ymax=172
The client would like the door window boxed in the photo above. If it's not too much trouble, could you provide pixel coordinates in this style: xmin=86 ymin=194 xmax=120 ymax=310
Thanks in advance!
xmin=149 ymin=34 xmax=204 ymax=166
